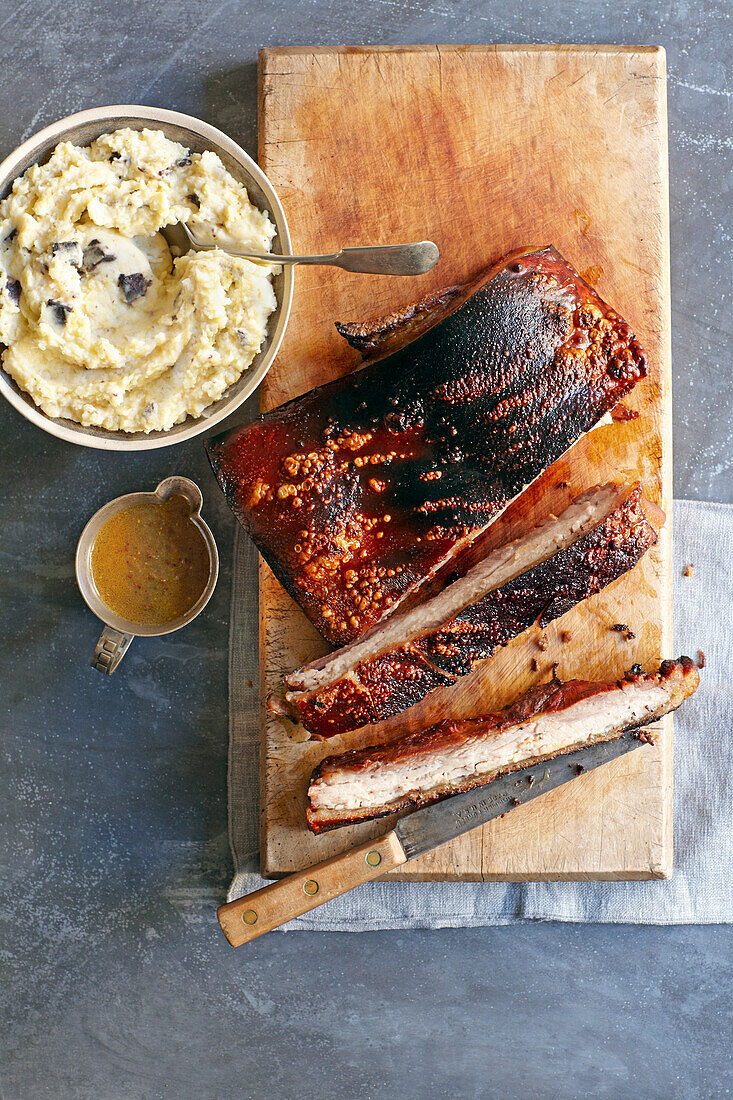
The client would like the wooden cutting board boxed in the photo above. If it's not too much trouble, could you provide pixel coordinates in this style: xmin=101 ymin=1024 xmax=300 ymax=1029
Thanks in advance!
xmin=256 ymin=45 xmax=672 ymax=880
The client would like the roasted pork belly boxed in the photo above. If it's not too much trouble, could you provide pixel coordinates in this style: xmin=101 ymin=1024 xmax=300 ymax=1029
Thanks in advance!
xmin=306 ymin=658 xmax=699 ymax=832
xmin=206 ymin=246 xmax=647 ymax=647
xmin=270 ymin=482 xmax=664 ymax=739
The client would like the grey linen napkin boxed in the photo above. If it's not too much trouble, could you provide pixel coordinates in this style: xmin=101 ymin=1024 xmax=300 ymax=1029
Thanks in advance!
xmin=227 ymin=500 xmax=732 ymax=926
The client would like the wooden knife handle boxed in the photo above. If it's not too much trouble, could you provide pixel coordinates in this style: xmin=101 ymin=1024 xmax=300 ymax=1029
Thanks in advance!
xmin=217 ymin=830 xmax=407 ymax=946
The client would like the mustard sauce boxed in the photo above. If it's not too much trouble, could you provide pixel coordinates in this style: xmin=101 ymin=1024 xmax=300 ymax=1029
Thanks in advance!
xmin=90 ymin=495 xmax=209 ymax=626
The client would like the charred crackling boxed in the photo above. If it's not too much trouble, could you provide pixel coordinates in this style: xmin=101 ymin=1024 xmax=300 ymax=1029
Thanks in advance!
xmin=305 ymin=658 xmax=700 ymax=831
xmin=334 ymin=283 xmax=465 ymax=358
xmin=273 ymin=483 xmax=664 ymax=740
xmin=206 ymin=246 xmax=648 ymax=647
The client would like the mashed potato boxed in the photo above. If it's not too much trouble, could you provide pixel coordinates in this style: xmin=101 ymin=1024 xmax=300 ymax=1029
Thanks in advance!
xmin=0 ymin=127 xmax=277 ymax=432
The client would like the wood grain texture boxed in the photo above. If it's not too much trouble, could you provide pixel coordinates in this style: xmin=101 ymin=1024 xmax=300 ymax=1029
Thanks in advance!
xmin=256 ymin=45 xmax=672 ymax=880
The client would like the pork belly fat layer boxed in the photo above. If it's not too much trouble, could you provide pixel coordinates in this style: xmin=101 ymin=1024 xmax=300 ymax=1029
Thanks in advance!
xmin=273 ymin=482 xmax=664 ymax=739
xmin=311 ymin=684 xmax=664 ymax=814
xmin=284 ymin=483 xmax=621 ymax=695
xmin=206 ymin=246 xmax=647 ymax=647
xmin=306 ymin=658 xmax=699 ymax=831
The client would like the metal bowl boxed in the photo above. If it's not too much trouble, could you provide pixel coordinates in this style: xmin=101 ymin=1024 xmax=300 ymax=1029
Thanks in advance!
xmin=0 ymin=105 xmax=293 ymax=450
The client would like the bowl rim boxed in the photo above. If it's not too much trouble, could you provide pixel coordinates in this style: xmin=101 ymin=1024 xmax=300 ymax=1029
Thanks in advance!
xmin=0 ymin=104 xmax=293 ymax=450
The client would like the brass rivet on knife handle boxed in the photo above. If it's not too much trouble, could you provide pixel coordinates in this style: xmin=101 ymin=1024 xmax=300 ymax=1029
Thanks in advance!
xmin=216 ymin=830 xmax=407 ymax=946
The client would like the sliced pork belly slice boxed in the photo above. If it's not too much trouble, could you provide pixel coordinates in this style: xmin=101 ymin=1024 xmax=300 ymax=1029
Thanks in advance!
xmin=270 ymin=482 xmax=664 ymax=739
xmin=306 ymin=658 xmax=699 ymax=832
xmin=206 ymin=245 xmax=646 ymax=647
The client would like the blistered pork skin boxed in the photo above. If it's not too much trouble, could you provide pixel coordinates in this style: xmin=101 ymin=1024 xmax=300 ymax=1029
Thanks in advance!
xmin=271 ymin=482 xmax=664 ymax=739
xmin=205 ymin=246 xmax=647 ymax=647
xmin=306 ymin=658 xmax=699 ymax=832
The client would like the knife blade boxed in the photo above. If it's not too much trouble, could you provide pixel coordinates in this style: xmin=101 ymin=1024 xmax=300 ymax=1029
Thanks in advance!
xmin=217 ymin=731 xmax=652 ymax=945
xmin=394 ymin=731 xmax=647 ymax=860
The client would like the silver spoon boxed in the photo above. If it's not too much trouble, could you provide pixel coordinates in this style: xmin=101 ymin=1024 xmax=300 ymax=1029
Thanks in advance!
xmin=163 ymin=221 xmax=439 ymax=275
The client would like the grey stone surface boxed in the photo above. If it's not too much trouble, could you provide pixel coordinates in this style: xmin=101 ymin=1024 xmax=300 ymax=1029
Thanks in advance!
xmin=0 ymin=2 xmax=730 ymax=1098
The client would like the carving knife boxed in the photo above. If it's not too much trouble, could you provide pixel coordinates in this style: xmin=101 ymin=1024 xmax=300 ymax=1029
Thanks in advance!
xmin=217 ymin=732 xmax=653 ymax=945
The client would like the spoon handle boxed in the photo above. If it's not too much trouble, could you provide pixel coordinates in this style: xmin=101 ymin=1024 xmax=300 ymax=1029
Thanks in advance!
xmin=234 ymin=241 xmax=439 ymax=275
xmin=180 ymin=223 xmax=438 ymax=275
xmin=307 ymin=242 xmax=440 ymax=275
